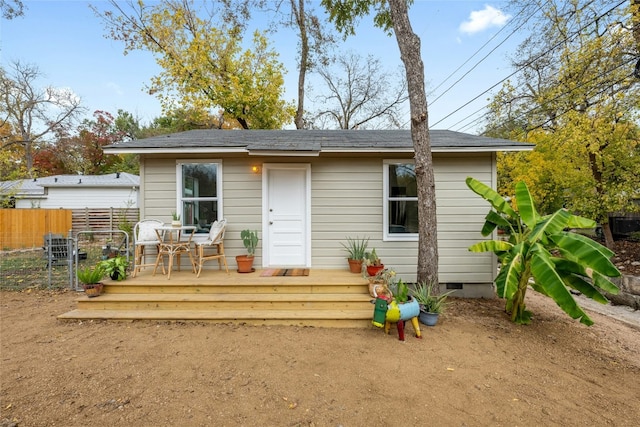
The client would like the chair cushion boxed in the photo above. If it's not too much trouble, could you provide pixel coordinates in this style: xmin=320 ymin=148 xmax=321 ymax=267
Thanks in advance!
xmin=208 ymin=221 xmax=223 ymax=240
xmin=138 ymin=223 xmax=160 ymax=243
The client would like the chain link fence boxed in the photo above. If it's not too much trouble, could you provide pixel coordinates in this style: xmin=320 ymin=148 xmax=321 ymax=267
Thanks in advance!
xmin=1 ymin=230 xmax=131 ymax=291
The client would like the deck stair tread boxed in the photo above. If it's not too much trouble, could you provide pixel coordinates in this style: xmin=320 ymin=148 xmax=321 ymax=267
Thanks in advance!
xmin=58 ymin=269 xmax=376 ymax=327
xmin=59 ymin=308 xmax=374 ymax=319
xmin=82 ymin=293 xmax=373 ymax=302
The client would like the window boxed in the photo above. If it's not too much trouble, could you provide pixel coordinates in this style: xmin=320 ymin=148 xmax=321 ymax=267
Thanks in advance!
xmin=176 ymin=161 xmax=222 ymax=232
xmin=384 ymin=161 xmax=418 ymax=240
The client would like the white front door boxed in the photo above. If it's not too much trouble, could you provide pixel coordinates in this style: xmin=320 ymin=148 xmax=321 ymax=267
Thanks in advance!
xmin=263 ymin=164 xmax=311 ymax=267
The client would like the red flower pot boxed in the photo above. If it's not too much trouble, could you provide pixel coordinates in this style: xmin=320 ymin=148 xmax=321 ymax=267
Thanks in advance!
xmin=367 ymin=264 xmax=384 ymax=277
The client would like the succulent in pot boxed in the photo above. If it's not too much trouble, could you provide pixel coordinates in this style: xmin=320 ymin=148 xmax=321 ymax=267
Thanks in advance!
xmin=341 ymin=236 xmax=369 ymax=273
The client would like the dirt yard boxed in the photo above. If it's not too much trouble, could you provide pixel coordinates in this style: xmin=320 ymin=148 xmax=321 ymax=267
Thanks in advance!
xmin=1 ymin=287 xmax=639 ymax=427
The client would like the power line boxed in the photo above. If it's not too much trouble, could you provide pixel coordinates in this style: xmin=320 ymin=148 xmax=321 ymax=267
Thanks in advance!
xmin=477 ymin=55 xmax=636 ymax=137
xmin=455 ymin=46 xmax=635 ymax=136
xmin=430 ymin=0 xmax=627 ymax=130
xmin=511 ymin=70 xmax=636 ymax=139
xmin=430 ymin=2 xmax=544 ymax=106
xmin=397 ymin=3 xmax=534 ymax=128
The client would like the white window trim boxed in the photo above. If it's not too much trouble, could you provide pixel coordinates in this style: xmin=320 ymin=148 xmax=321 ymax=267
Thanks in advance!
xmin=383 ymin=159 xmax=418 ymax=242
xmin=175 ymin=159 xmax=223 ymax=221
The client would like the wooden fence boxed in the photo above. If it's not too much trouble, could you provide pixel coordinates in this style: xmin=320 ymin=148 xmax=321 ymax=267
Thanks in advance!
xmin=0 ymin=208 xmax=139 ymax=250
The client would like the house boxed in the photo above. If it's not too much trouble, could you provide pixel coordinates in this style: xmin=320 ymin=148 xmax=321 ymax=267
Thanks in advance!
xmin=104 ymin=129 xmax=533 ymax=298
xmin=0 ymin=172 xmax=140 ymax=209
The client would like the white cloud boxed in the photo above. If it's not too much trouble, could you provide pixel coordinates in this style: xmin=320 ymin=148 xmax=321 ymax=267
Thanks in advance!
xmin=459 ymin=5 xmax=510 ymax=35
xmin=106 ymin=82 xmax=125 ymax=97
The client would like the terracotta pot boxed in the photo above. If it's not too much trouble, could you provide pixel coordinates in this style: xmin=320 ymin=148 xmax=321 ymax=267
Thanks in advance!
xmin=82 ymin=283 xmax=104 ymax=298
xmin=236 ymin=255 xmax=255 ymax=273
xmin=366 ymin=264 xmax=384 ymax=277
xmin=347 ymin=258 xmax=363 ymax=274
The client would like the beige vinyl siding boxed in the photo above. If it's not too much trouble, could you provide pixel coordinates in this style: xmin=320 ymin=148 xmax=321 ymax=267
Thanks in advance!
xmin=312 ymin=158 xmax=383 ymax=269
xmin=141 ymin=158 xmax=178 ymax=219
xmin=433 ymin=154 xmax=495 ymax=284
xmin=140 ymin=153 xmax=496 ymax=284
xmin=222 ymin=158 xmax=263 ymax=263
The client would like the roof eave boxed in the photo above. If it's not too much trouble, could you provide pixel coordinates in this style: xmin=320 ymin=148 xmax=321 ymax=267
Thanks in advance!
xmin=104 ymin=145 xmax=533 ymax=155
xmin=248 ymin=150 xmax=320 ymax=157
xmin=104 ymin=147 xmax=247 ymax=155
xmin=432 ymin=146 xmax=534 ymax=153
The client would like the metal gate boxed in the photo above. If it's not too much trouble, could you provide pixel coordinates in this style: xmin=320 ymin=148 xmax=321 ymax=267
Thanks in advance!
xmin=43 ymin=230 xmax=130 ymax=290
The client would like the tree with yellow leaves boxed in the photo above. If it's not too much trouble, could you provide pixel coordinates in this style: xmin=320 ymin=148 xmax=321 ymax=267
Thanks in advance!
xmin=485 ymin=1 xmax=640 ymax=248
xmin=93 ymin=0 xmax=295 ymax=129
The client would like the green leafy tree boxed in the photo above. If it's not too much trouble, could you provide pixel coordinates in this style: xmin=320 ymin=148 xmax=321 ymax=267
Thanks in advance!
xmin=484 ymin=1 xmax=640 ymax=248
xmin=466 ymin=176 xmax=620 ymax=326
xmin=0 ymin=122 xmax=28 ymax=180
xmin=322 ymin=0 xmax=438 ymax=284
xmin=93 ymin=0 xmax=294 ymax=129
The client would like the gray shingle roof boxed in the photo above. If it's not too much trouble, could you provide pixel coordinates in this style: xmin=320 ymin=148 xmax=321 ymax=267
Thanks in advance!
xmin=1 ymin=173 xmax=139 ymax=196
xmin=104 ymin=129 xmax=533 ymax=154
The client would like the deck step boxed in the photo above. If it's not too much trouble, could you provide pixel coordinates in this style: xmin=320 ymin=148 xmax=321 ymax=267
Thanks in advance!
xmin=75 ymin=293 xmax=373 ymax=311
xmin=103 ymin=283 xmax=370 ymax=295
xmin=58 ymin=269 xmax=376 ymax=327
xmin=58 ymin=308 xmax=375 ymax=328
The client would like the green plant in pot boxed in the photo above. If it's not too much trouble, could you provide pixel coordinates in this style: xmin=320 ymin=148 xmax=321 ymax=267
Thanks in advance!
xmin=364 ymin=248 xmax=384 ymax=276
xmin=77 ymin=265 xmax=105 ymax=297
xmin=99 ymin=255 xmax=129 ymax=281
xmin=341 ymin=236 xmax=369 ymax=273
xmin=236 ymin=229 xmax=258 ymax=273
xmin=410 ymin=280 xmax=454 ymax=326
xmin=171 ymin=211 xmax=181 ymax=227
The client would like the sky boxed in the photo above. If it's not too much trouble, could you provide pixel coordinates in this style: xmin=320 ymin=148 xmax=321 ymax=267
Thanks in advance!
xmin=0 ymin=0 xmax=522 ymax=133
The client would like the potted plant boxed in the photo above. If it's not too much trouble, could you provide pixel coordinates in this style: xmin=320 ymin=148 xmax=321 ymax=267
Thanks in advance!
xmin=384 ymin=279 xmax=422 ymax=340
xmin=99 ymin=255 xmax=129 ymax=281
xmin=340 ymin=236 xmax=369 ymax=273
xmin=364 ymin=248 xmax=384 ymax=276
xmin=171 ymin=211 xmax=181 ymax=227
xmin=410 ymin=280 xmax=454 ymax=326
xmin=77 ymin=265 xmax=105 ymax=297
xmin=369 ymin=267 xmax=395 ymax=299
xmin=236 ymin=229 xmax=258 ymax=273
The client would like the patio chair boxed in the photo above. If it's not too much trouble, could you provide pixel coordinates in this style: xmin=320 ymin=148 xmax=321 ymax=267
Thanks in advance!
xmin=132 ymin=219 xmax=165 ymax=278
xmin=195 ymin=218 xmax=229 ymax=277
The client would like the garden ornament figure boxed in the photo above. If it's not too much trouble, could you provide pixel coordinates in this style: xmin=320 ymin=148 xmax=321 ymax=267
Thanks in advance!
xmin=372 ymin=295 xmax=422 ymax=341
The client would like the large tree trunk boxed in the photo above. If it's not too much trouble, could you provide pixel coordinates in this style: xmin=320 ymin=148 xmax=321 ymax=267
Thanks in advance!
xmin=388 ymin=0 xmax=438 ymax=284
xmin=293 ymin=0 xmax=307 ymax=130
xmin=632 ymin=0 xmax=640 ymax=54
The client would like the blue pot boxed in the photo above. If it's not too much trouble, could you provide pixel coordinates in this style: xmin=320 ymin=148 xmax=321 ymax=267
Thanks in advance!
xmin=419 ymin=311 xmax=439 ymax=326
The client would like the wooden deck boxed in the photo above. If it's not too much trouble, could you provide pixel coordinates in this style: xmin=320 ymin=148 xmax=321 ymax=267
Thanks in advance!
xmin=58 ymin=268 xmax=375 ymax=328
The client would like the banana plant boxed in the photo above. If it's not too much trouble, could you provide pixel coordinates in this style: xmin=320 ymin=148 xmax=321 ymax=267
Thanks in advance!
xmin=466 ymin=177 xmax=620 ymax=325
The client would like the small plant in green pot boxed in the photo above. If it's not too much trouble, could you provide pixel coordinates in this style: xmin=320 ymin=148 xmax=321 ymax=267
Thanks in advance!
xmin=410 ymin=280 xmax=454 ymax=326
xmin=341 ymin=236 xmax=369 ymax=273
xmin=77 ymin=265 xmax=105 ymax=297
xmin=236 ymin=229 xmax=258 ymax=273
xmin=99 ymin=255 xmax=129 ymax=281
